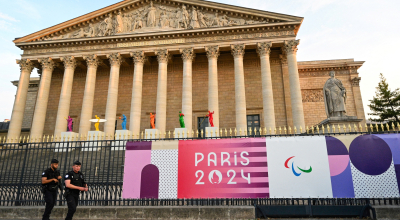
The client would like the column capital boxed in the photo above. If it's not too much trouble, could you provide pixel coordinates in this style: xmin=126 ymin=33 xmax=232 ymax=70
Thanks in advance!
xmin=83 ymin=54 xmax=101 ymax=68
xmin=38 ymin=57 xmax=56 ymax=71
xmin=130 ymin=51 xmax=146 ymax=64
xmin=17 ymin=59 xmax=34 ymax=73
xmin=107 ymin=53 xmax=124 ymax=66
xmin=205 ymin=46 xmax=220 ymax=59
xmin=180 ymin=48 xmax=195 ymax=61
xmin=231 ymin=44 xmax=245 ymax=58
xmin=155 ymin=49 xmax=170 ymax=63
xmin=284 ymin=40 xmax=300 ymax=54
xmin=60 ymin=56 xmax=77 ymax=69
xmin=257 ymin=42 xmax=272 ymax=56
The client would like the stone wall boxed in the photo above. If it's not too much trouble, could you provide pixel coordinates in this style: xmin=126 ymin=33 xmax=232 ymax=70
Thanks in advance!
xmin=40 ymin=50 xmax=363 ymax=136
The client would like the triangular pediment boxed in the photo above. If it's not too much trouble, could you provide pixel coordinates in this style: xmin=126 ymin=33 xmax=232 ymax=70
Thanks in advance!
xmin=14 ymin=0 xmax=303 ymax=43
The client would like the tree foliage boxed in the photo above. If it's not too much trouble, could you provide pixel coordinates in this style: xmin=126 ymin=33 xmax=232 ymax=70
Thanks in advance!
xmin=368 ymin=73 xmax=400 ymax=124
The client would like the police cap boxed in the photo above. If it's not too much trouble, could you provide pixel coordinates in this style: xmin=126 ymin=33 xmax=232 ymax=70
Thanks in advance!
xmin=51 ymin=159 xmax=59 ymax=164
xmin=73 ymin=160 xmax=82 ymax=165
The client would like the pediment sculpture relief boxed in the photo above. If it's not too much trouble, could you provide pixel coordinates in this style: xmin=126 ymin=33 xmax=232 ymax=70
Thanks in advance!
xmin=40 ymin=1 xmax=268 ymax=41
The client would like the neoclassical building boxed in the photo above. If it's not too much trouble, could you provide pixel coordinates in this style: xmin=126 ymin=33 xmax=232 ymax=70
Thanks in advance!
xmin=7 ymin=0 xmax=366 ymax=140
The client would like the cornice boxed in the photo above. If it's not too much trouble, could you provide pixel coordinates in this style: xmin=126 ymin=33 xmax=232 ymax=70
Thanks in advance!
xmin=13 ymin=0 xmax=303 ymax=44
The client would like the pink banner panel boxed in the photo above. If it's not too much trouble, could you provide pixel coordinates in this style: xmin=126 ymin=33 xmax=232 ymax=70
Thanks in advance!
xmin=177 ymin=138 xmax=269 ymax=198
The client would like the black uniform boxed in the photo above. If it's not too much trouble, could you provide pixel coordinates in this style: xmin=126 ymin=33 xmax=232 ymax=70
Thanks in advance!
xmin=41 ymin=167 xmax=61 ymax=220
xmin=64 ymin=170 xmax=86 ymax=220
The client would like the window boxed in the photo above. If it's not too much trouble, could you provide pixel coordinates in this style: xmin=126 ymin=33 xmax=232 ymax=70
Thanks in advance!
xmin=247 ymin=114 xmax=261 ymax=136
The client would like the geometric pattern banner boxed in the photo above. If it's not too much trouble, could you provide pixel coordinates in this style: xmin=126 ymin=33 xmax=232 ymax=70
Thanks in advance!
xmin=122 ymin=134 xmax=400 ymax=199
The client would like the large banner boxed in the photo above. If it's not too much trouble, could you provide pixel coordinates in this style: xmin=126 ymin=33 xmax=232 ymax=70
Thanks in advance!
xmin=122 ymin=134 xmax=400 ymax=199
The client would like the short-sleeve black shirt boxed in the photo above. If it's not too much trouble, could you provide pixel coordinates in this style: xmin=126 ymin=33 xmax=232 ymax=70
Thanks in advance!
xmin=42 ymin=168 xmax=60 ymax=187
xmin=64 ymin=171 xmax=86 ymax=195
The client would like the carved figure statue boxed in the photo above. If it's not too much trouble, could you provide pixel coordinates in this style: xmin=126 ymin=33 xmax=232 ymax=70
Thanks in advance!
xmin=120 ymin=114 xmax=127 ymax=130
xmin=160 ymin=12 xmax=170 ymax=28
xmin=150 ymin=113 xmax=156 ymax=129
xmin=86 ymin=23 xmax=95 ymax=37
xmin=181 ymin=5 xmax=189 ymax=29
xmin=206 ymin=110 xmax=215 ymax=127
xmin=104 ymin=14 xmax=113 ymax=36
xmin=220 ymin=15 xmax=229 ymax=26
xmin=190 ymin=6 xmax=200 ymax=29
xmin=210 ymin=13 xmax=221 ymax=27
xmin=179 ymin=111 xmax=185 ymax=128
xmin=123 ymin=14 xmax=130 ymax=32
xmin=66 ymin=116 xmax=73 ymax=132
xmin=116 ymin=12 xmax=124 ymax=33
xmin=323 ymin=71 xmax=347 ymax=118
xmin=198 ymin=10 xmax=208 ymax=28
xmin=146 ymin=1 xmax=157 ymax=27
xmin=95 ymin=115 xmax=100 ymax=131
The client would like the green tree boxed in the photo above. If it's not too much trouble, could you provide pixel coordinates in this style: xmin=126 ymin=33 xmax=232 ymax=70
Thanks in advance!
xmin=368 ymin=73 xmax=400 ymax=124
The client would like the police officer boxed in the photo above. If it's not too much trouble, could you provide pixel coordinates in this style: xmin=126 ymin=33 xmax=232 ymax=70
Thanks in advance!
xmin=41 ymin=159 xmax=61 ymax=220
xmin=64 ymin=161 xmax=88 ymax=220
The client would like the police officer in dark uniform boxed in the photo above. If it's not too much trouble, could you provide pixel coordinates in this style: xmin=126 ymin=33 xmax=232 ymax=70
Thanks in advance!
xmin=41 ymin=159 xmax=61 ymax=220
xmin=64 ymin=161 xmax=88 ymax=220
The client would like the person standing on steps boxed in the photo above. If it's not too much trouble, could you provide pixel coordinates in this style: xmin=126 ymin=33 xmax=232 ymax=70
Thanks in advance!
xmin=64 ymin=161 xmax=88 ymax=220
xmin=41 ymin=159 xmax=61 ymax=220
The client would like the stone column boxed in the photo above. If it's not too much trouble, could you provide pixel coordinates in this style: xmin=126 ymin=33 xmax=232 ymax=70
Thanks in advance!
xmin=205 ymin=46 xmax=220 ymax=128
xmin=129 ymin=51 xmax=146 ymax=135
xmin=257 ymin=42 xmax=276 ymax=132
xmin=31 ymin=58 xmax=55 ymax=139
xmin=104 ymin=53 xmax=123 ymax=137
xmin=155 ymin=49 xmax=170 ymax=134
xmin=7 ymin=59 xmax=34 ymax=141
xmin=284 ymin=40 xmax=305 ymax=131
xmin=54 ymin=56 xmax=77 ymax=137
xmin=79 ymin=55 xmax=100 ymax=136
xmin=181 ymin=48 xmax=195 ymax=135
xmin=351 ymin=76 xmax=366 ymax=123
xmin=231 ymin=44 xmax=247 ymax=130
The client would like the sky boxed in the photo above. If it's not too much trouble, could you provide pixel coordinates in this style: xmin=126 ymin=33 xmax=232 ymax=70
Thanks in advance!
xmin=0 ymin=0 xmax=399 ymax=121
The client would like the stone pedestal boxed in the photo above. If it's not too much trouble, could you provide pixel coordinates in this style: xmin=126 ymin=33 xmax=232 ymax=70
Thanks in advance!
xmin=114 ymin=130 xmax=129 ymax=150
xmin=145 ymin=129 xmax=159 ymax=139
xmin=206 ymin=127 xmax=219 ymax=138
xmin=54 ymin=132 xmax=76 ymax=152
xmin=175 ymin=128 xmax=188 ymax=139
xmin=318 ymin=116 xmax=363 ymax=133
xmin=83 ymin=131 xmax=104 ymax=151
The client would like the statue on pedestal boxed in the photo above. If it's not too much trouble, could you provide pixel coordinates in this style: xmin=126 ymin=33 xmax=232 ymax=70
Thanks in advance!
xmin=94 ymin=115 xmax=100 ymax=131
xmin=66 ymin=116 xmax=73 ymax=132
xmin=323 ymin=71 xmax=347 ymax=118
xmin=206 ymin=110 xmax=215 ymax=127
xmin=150 ymin=113 xmax=156 ymax=129
xmin=179 ymin=111 xmax=185 ymax=128
xmin=120 ymin=114 xmax=127 ymax=130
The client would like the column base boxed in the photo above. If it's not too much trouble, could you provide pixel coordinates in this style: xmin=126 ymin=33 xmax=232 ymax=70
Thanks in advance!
xmin=55 ymin=132 xmax=77 ymax=152
xmin=83 ymin=131 xmax=104 ymax=151
xmin=175 ymin=128 xmax=188 ymax=138
xmin=206 ymin=127 xmax=219 ymax=138
xmin=145 ymin=129 xmax=159 ymax=140
xmin=113 ymin=130 xmax=129 ymax=150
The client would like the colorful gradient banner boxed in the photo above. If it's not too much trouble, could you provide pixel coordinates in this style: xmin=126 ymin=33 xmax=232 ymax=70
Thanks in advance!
xmin=122 ymin=134 xmax=400 ymax=199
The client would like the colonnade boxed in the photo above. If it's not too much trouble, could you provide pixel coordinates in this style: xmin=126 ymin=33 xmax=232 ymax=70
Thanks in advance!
xmin=7 ymin=40 xmax=305 ymax=141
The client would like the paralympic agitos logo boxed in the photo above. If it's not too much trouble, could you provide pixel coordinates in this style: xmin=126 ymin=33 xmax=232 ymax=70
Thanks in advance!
xmin=284 ymin=156 xmax=312 ymax=176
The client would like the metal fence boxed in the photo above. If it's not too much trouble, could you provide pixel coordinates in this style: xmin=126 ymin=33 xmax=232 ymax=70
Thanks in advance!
xmin=0 ymin=131 xmax=400 ymax=207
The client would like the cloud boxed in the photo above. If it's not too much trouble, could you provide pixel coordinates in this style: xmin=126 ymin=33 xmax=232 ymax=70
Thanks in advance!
xmin=0 ymin=12 xmax=19 ymax=22
xmin=0 ymin=20 xmax=18 ymax=32
xmin=15 ymin=0 xmax=41 ymax=20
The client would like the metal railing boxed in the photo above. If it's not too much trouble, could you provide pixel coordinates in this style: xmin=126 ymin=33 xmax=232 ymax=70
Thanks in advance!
xmin=1 ymin=131 xmax=400 ymax=207
xmin=1 ymin=122 xmax=399 ymax=143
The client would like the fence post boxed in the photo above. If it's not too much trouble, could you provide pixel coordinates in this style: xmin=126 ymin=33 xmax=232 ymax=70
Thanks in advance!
xmin=60 ymin=141 xmax=70 ymax=206
xmin=15 ymin=143 xmax=29 ymax=206
xmin=105 ymin=145 xmax=112 ymax=206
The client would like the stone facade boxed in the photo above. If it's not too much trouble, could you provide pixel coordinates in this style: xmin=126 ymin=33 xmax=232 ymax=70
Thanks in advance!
xmin=6 ymin=0 xmax=366 ymax=140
